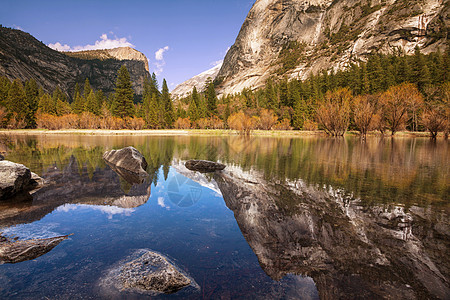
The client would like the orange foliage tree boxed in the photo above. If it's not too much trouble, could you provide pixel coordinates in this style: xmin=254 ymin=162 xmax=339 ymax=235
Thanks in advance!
xmin=381 ymin=83 xmax=422 ymax=136
xmin=352 ymin=94 xmax=380 ymax=137
xmin=316 ymin=87 xmax=352 ymax=136
xmin=228 ymin=111 xmax=258 ymax=135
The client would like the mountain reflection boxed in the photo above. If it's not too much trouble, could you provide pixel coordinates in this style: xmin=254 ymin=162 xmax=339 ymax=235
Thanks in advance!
xmin=213 ymin=167 xmax=449 ymax=299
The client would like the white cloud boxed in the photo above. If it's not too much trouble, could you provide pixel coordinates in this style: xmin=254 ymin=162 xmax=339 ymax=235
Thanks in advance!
xmin=155 ymin=46 xmax=169 ymax=61
xmin=210 ymin=60 xmax=223 ymax=67
xmin=48 ymin=33 xmax=134 ymax=52
xmin=13 ymin=24 xmax=24 ymax=31
xmin=153 ymin=46 xmax=170 ymax=75
xmin=48 ymin=42 xmax=72 ymax=52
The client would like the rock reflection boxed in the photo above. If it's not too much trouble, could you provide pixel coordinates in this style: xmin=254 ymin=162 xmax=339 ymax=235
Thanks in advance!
xmin=213 ymin=166 xmax=450 ymax=299
xmin=0 ymin=155 xmax=152 ymax=228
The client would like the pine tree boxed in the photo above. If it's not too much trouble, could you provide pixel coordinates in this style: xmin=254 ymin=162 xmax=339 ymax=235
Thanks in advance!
xmin=293 ymin=98 xmax=307 ymax=129
xmin=192 ymin=86 xmax=200 ymax=107
xmin=38 ymin=93 xmax=56 ymax=115
xmin=188 ymin=97 xmax=199 ymax=122
xmin=72 ymin=91 xmax=85 ymax=114
xmin=25 ymin=79 xmax=39 ymax=128
xmin=86 ymin=90 xmax=100 ymax=115
xmin=265 ymin=78 xmax=278 ymax=111
xmin=83 ymin=78 xmax=92 ymax=99
xmin=96 ymin=90 xmax=105 ymax=109
xmin=161 ymin=79 xmax=174 ymax=127
xmin=206 ymin=81 xmax=218 ymax=116
xmin=0 ymin=76 xmax=11 ymax=107
xmin=7 ymin=79 xmax=29 ymax=120
xmin=113 ymin=65 xmax=135 ymax=118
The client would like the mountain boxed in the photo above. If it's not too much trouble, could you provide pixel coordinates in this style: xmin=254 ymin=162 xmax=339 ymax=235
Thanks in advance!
xmin=192 ymin=0 xmax=449 ymax=96
xmin=63 ymin=47 xmax=150 ymax=72
xmin=171 ymin=62 xmax=222 ymax=98
xmin=0 ymin=27 xmax=150 ymax=98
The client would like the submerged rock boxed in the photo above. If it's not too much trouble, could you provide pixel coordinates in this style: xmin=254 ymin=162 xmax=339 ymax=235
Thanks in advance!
xmin=185 ymin=160 xmax=225 ymax=173
xmin=101 ymin=250 xmax=194 ymax=295
xmin=103 ymin=147 xmax=148 ymax=178
xmin=0 ymin=234 xmax=69 ymax=264
xmin=0 ymin=161 xmax=45 ymax=200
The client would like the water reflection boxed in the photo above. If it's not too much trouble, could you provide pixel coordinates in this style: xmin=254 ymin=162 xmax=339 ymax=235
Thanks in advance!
xmin=213 ymin=167 xmax=449 ymax=299
xmin=0 ymin=134 xmax=448 ymax=299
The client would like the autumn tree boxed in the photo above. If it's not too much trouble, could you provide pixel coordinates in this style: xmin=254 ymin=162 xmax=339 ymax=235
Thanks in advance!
xmin=259 ymin=109 xmax=278 ymax=130
xmin=380 ymin=83 xmax=421 ymax=136
xmin=316 ymin=87 xmax=352 ymax=136
xmin=352 ymin=94 xmax=380 ymax=137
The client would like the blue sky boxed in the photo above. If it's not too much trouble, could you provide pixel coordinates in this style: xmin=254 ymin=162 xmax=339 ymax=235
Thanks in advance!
xmin=1 ymin=0 xmax=254 ymax=90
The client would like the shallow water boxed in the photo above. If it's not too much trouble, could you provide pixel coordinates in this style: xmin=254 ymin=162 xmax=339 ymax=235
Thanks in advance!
xmin=0 ymin=134 xmax=448 ymax=299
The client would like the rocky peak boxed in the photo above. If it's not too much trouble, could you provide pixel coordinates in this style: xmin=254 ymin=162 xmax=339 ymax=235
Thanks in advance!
xmin=0 ymin=27 xmax=150 ymax=98
xmin=171 ymin=62 xmax=222 ymax=98
xmin=65 ymin=47 xmax=150 ymax=72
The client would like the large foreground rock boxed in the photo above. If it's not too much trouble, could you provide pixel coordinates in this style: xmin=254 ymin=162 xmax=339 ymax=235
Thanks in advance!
xmin=101 ymin=250 xmax=194 ymax=295
xmin=0 ymin=161 xmax=31 ymax=200
xmin=0 ymin=234 xmax=69 ymax=264
xmin=185 ymin=160 xmax=225 ymax=173
xmin=0 ymin=161 xmax=45 ymax=200
xmin=103 ymin=147 xmax=148 ymax=178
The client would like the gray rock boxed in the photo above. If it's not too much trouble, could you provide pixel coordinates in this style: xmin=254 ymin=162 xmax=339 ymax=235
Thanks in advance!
xmin=0 ymin=161 xmax=31 ymax=200
xmin=185 ymin=160 xmax=225 ymax=173
xmin=0 ymin=234 xmax=69 ymax=264
xmin=111 ymin=250 xmax=192 ymax=294
xmin=103 ymin=147 xmax=148 ymax=178
xmin=27 ymin=172 xmax=45 ymax=192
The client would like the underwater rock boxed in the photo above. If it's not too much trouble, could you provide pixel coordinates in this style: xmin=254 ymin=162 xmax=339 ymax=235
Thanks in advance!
xmin=102 ymin=250 xmax=193 ymax=294
xmin=103 ymin=147 xmax=148 ymax=177
xmin=185 ymin=160 xmax=225 ymax=173
xmin=0 ymin=234 xmax=69 ymax=264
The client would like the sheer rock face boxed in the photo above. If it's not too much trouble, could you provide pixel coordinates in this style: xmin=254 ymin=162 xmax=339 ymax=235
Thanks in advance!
xmin=215 ymin=0 xmax=448 ymax=95
xmin=65 ymin=47 xmax=150 ymax=72
xmin=213 ymin=167 xmax=450 ymax=299
xmin=0 ymin=234 xmax=68 ymax=264
xmin=0 ymin=27 xmax=149 ymax=97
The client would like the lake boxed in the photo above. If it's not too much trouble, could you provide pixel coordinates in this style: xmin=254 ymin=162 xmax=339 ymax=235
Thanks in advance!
xmin=0 ymin=134 xmax=448 ymax=299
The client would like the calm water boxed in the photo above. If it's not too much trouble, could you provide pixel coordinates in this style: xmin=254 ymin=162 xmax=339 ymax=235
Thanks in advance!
xmin=0 ymin=134 xmax=448 ymax=299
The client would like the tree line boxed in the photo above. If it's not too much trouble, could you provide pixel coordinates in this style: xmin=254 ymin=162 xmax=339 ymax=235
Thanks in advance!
xmin=174 ymin=47 xmax=449 ymax=137
xmin=0 ymin=65 xmax=175 ymax=130
xmin=0 ymin=47 xmax=449 ymax=137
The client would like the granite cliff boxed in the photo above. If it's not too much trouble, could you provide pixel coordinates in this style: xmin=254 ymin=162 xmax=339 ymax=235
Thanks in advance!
xmin=175 ymin=0 xmax=449 ymax=96
xmin=0 ymin=27 xmax=150 ymax=98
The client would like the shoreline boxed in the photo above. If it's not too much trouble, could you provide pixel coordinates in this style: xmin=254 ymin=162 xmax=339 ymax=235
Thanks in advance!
xmin=0 ymin=129 xmax=443 ymax=138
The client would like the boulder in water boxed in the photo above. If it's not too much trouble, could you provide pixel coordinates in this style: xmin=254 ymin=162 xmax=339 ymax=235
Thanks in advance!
xmin=185 ymin=160 xmax=225 ymax=173
xmin=103 ymin=147 xmax=148 ymax=177
xmin=0 ymin=234 xmax=69 ymax=264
